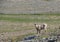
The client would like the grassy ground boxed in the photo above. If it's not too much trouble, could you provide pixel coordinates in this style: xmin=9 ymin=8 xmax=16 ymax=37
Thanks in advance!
xmin=0 ymin=13 xmax=60 ymax=42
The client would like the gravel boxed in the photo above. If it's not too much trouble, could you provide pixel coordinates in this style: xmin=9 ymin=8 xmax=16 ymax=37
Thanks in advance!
xmin=0 ymin=0 xmax=60 ymax=14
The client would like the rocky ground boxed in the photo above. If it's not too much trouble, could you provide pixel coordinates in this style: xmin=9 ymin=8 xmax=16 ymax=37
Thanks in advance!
xmin=0 ymin=29 xmax=35 ymax=42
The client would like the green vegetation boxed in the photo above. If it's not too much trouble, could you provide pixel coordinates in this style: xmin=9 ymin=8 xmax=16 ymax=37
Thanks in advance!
xmin=0 ymin=13 xmax=60 ymax=23
xmin=0 ymin=13 xmax=60 ymax=42
xmin=0 ymin=13 xmax=60 ymax=32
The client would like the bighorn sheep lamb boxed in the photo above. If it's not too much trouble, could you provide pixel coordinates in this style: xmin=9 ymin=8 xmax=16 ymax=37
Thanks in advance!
xmin=34 ymin=23 xmax=47 ymax=34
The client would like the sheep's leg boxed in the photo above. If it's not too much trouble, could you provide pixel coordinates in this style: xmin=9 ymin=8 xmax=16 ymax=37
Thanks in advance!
xmin=36 ymin=28 xmax=38 ymax=34
xmin=37 ymin=30 xmax=39 ymax=34
xmin=39 ymin=30 xmax=41 ymax=34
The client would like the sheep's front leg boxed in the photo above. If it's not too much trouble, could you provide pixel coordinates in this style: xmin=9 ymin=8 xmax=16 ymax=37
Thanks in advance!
xmin=39 ymin=30 xmax=41 ymax=34
xmin=36 ymin=28 xmax=39 ymax=34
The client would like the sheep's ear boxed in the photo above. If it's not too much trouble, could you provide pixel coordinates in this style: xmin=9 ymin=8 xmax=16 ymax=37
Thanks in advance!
xmin=59 ymin=26 xmax=60 ymax=29
xmin=34 ymin=23 xmax=36 ymax=25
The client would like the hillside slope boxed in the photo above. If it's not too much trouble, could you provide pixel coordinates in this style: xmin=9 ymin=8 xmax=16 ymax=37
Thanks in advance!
xmin=0 ymin=0 xmax=60 ymax=14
